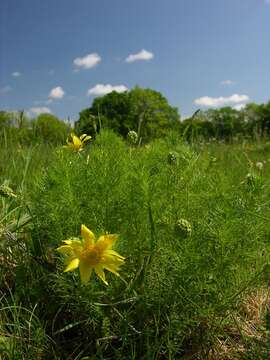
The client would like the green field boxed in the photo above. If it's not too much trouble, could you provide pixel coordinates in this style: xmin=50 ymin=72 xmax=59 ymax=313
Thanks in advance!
xmin=1 ymin=131 xmax=270 ymax=359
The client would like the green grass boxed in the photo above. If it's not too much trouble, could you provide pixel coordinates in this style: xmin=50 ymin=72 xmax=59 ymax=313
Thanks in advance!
xmin=1 ymin=131 xmax=270 ymax=359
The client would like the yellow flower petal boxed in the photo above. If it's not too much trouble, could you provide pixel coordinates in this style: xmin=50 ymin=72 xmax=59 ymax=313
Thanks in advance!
xmin=63 ymin=238 xmax=82 ymax=246
xmin=103 ymin=264 xmax=120 ymax=277
xmin=81 ymin=136 xmax=91 ymax=144
xmin=57 ymin=226 xmax=124 ymax=285
xmin=102 ymin=252 xmax=125 ymax=267
xmin=95 ymin=265 xmax=108 ymax=285
xmin=96 ymin=234 xmax=118 ymax=252
xmin=59 ymin=239 xmax=83 ymax=258
xmin=57 ymin=245 xmax=73 ymax=255
xmin=81 ymin=224 xmax=95 ymax=246
xmin=79 ymin=261 xmax=93 ymax=284
xmin=64 ymin=133 xmax=90 ymax=152
xmin=64 ymin=258 xmax=79 ymax=272
xmin=63 ymin=239 xmax=73 ymax=245
xmin=106 ymin=249 xmax=125 ymax=260
xmin=66 ymin=133 xmax=82 ymax=151
xmin=72 ymin=135 xmax=81 ymax=147
xmin=80 ymin=134 xmax=91 ymax=141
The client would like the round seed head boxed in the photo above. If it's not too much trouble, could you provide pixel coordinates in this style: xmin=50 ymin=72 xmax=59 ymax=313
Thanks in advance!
xmin=167 ymin=151 xmax=179 ymax=165
xmin=175 ymin=218 xmax=192 ymax=238
xmin=127 ymin=130 xmax=138 ymax=145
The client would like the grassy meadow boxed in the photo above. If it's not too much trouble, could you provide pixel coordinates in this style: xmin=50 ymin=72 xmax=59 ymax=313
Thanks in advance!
xmin=1 ymin=131 xmax=270 ymax=359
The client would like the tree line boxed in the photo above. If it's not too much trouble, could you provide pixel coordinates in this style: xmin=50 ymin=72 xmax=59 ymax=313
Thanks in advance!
xmin=75 ymin=88 xmax=270 ymax=142
xmin=0 ymin=111 xmax=70 ymax=145
xmin=181 ymin=103 xmax=270 ymax=142
xmin=1 ymin=87 xmax=270 ymax=145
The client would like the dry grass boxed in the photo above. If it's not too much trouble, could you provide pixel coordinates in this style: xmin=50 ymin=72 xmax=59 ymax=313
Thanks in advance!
xmin=208 ymin=287 xmax=270 ymax=359
xmin=183 ymin=287 xmax=270 ymax=360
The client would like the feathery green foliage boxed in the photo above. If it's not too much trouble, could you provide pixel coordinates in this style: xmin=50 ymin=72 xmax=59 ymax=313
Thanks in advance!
xmin=1 ymin=131 xmax=270 ymax=358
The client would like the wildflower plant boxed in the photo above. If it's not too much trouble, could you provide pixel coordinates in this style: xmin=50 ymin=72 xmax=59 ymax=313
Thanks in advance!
xmin=167 ymin=151 xmax=179 ymax=165
xmin=246 ymin=172 xmax=257 ymax=186
xmin=0 ymin=181 xmax=17 ymax=199
xmin=8 ymin=131 xmax=270 ymax=359
xmin=255 ymin=161 xmax=263 ymax=171
xmin=127 ymin=130 xmax=138 ymax=145
xmin=57 ymin=224 xmax=125 ymax=285
xmin=64 ymin=133 xmax=91 ymax=152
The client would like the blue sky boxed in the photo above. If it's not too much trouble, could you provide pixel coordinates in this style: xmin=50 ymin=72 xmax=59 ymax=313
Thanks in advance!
xmin=1 ymin=0 xmax=270 ymax=120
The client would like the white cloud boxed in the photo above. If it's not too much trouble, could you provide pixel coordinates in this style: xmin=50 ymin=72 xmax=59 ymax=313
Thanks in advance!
xmin=73 ymin=53 xmax=101 ymax=69
xmin=181 ymin=114 xmax=191 ymax=121
xmin=87 ymin=84 xmax=128 ymax=96
xmin=33 ymin=99 xmax=53 ymax=106
xmin=220 ymin=79 xmax=234 ymax=86
xmin=0 ymin=85 xmax=12 ymax=94
xmin=49 ymin=86 xmax=65 ymax=99
xmin=125 ymin=49 xmax=154 ymax=63
xmin=28 ymin=107 xmax=51 ymax=116
xmin=233 ymin=103 xmax=246 ymax=111
xmin=194 ymin=94 xmax=249 ymax=107
xmin=12 ymin=71 xmax=21 ymax=77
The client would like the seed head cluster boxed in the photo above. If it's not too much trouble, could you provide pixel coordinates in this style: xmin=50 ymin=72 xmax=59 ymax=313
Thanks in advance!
xmin=167 ymin=151 xmax=179 ymax=165
xmin=0 ymin=183 xmax=16 ymax=199
xmin=175 ymin=218 xmax=192 ymax=238
xmin=127 ymin=130 xmax=138 ymax=145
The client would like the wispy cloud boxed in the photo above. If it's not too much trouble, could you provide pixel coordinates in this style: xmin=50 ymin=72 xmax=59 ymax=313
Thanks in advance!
xmin=194 ymin=94 xmax=249 ymax=107
xmin=125 ymin=49 xmax=154 ymax=63
xmin=73 ymin=53 xmax=101 ymax=70
xmin=233 ymin=103 xmax=246 ymax=111
xmin=12 ymin=71 xmax=21 ymax=77
xmin=87 ymin=84 xmax=128 ymax=96
xmin=49 ymin=86 xmax=65 ymax=99
xmin=220 ymin=79 xmax=235 ymax=86
xmin=28 ymin=107 xmax=51 ymax=116
xmin=33 ymin=99 xmax=53 ymax=106
xmin=0 ymin=85 xmax=12 ymax=94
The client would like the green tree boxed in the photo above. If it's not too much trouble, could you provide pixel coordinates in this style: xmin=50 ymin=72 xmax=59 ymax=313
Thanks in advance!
xmin=0 ymin=111 xmax=11 ymax=142
xmin=0 ymin=111 xmax=33 ymax=144
xmin=76 ymin=91 xmax=131 ymax=138
xmin=206 ymin=107 xmax=244 ymax=140
xmin=75 ymin=87 xmax=180 ymax=142
xmin=181 ymin=110 xmax=215 ymax=142
xmin=244 ymin=102 xmax=270 ymax=138
xmin=0 ymin=111 xmax=12 ymax=129
xmin=128 ymin=87 xmax=180 ymax=142
xmin=75 ymin=108 xmax=99 ymax=137
xmin=32 ymin=113 xmax=69 ymax=144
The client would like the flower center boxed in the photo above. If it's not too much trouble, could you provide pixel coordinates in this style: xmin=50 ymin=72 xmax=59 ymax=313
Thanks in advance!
xmin=75 ymin=143 xmax=82 ymax=150
xmin=81 ymin=245 xmax=102 ymax=266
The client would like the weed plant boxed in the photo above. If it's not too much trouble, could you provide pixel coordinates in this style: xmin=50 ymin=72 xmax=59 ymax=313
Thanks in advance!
xmin=1 ymin=131 xmax=270 ymax=358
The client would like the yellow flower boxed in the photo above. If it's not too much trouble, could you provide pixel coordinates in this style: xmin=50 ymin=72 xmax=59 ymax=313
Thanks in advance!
xmin=57 ymin=225 xmax=125 ymax=285
xmin=65 ymin=133 xmax=91 ymax=152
